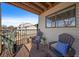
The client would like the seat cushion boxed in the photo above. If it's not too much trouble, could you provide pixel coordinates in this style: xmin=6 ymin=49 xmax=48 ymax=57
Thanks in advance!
xmin=55 ymin=41 xmax=69 ymax=56
xmin=33 ymin=36 xmax=41 ymax=44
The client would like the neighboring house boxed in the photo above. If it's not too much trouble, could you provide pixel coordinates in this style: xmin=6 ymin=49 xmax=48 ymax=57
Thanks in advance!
xmin=17 ymin=23 xmax=37 ymax=38
xmin=17 ymin=23 xmax=37 ymax=30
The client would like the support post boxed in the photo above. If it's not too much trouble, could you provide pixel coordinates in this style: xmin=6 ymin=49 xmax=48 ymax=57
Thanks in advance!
xmin=0 ymin=2 xmax=2 ymax=54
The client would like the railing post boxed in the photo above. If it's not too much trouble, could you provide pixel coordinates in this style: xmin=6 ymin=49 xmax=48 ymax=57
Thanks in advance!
xmin=0 ymin=28 xmax=2 ymax=54
xmin=0 ymin=3 xmax=2 ymax=54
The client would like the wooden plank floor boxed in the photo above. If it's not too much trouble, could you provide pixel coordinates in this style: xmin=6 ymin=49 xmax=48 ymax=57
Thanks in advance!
xmin=15 ymin=45 xmax=29 ymax=57
xmin=14 ymin=38 xmax=32 ymax=57
xmin=29 ymin=44 xmax=49 ymax=57
xmin=0 ymin=38 xmax=51 ymax=57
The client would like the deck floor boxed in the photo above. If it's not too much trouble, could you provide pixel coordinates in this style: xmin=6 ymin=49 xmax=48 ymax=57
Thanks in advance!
xmin=0 ymin=38 xmax=50 ymax=57
xmin=29 ymin=44 xmax=49 ymax=57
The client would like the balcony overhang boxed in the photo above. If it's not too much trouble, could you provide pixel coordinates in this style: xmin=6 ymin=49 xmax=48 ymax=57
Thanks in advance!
xmin=6 ymin=2 xmax=59 ymax=15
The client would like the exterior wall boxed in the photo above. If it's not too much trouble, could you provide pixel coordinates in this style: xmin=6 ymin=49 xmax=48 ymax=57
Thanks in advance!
xmin=39 ymin=2 xmax=79 ymax=56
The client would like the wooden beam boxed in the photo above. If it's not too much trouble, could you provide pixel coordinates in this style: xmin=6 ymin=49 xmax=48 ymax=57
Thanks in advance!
xmin=46 ymin=2 xmax=53 ymax=7
xmin=6 ymin=2 xmax=41 ymax=15
xmin=33 ymin=2 xmax=47 ymax=11
xmin=21 ymin=2 xmax=43 ymax=13
xmin=47 ymin=2 xmax=58 ymax=9
xmin=52 ymin=3 xmax=60 ymax=7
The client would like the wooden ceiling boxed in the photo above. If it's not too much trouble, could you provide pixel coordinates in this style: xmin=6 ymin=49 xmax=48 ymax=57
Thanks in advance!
xmin=6 ymin=2 xmax=59 ymax=15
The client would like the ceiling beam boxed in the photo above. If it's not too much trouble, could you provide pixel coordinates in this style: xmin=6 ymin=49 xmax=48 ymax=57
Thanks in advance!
xmin=21 ymin=2 xmax=43 ymax=13
xmin=6 ymin=2 xmax=41 ymax=15
xmin=33 ymin=2 xmax=48 ymax=11
xmin=47 ymin=2 xmax=59 ymax=9
xmin=46 ymin=2 xmax=53 ymax=8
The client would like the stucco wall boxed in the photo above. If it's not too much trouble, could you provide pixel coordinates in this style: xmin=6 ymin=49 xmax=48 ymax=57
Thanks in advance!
xmin=39 ymin=2 xmax=79 ymax=56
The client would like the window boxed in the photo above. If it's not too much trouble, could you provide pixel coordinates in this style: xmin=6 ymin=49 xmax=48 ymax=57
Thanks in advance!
xmin=51 ymin=16 xmax=56 ymax=27
xmin=56 ymin=14 xmax=65 ymax=27
xmin=46 ymin=17 xmax=52 ymax=27
xmin=46 ymin=17 xmax=55 ymax=28
xmin=46 ymin=5 xmax=76 ymax=28
xmin=52 ymin=20 xmax=56 ymax=27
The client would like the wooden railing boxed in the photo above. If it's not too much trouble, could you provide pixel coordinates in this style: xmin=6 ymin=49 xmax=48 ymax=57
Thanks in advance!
xmin=0 ymin=29 xmax=37 ymax=56
xmin=16 ymin=29 xmax=37 ymax=45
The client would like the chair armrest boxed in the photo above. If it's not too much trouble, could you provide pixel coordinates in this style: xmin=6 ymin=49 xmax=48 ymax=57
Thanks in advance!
xmin=49 ymin=41 xmax=57 ymax=49
xmin=66 ymin=47 xmax=76 ymax=57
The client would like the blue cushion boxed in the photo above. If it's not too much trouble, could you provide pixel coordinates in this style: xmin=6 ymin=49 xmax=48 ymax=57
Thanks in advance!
xmin=55 ymin=41 xmax=69 ymax=56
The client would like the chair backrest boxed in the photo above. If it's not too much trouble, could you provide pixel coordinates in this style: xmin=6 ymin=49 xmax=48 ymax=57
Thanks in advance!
xmin=59 ymin=33 xmax=75 ymax=46
xmin=37 ymin=30 xmax=43 ymax=38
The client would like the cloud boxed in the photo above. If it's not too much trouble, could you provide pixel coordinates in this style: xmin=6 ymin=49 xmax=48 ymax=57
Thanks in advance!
xmin=2 ymin=17 xmax=38 ymax=27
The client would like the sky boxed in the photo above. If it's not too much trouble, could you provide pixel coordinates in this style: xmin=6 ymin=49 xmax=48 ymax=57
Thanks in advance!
xmin=1 ymin=3 xmax=39 ymax=27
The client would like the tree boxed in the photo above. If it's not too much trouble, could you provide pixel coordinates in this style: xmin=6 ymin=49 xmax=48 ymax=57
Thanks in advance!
xmin=2 ymin=25 xmax=7 ymax=29
xmin=8 ymin=26 xmax=15 ymax=31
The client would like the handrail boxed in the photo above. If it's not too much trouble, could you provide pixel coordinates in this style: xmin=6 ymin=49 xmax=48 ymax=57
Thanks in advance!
xmin=0 ymin=34 xmax=14 ymax=43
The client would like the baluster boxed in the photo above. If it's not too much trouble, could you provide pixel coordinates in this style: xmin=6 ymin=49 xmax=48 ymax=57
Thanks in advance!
xmin=20 ymin=29 xmax=21 ymax=45
xmin=18 ymin=30 xmax=19 ymax=45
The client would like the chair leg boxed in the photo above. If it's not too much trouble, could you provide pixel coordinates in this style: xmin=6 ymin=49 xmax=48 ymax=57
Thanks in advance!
xmin=36 ymin=43 xmax=39 ymax=50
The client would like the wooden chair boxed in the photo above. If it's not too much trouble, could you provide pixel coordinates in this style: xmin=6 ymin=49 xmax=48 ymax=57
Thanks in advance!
xmin=48 ymin=33 xmax=76 ymax=57
xmin=32 ymin=30 xmax=43 ymax=50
